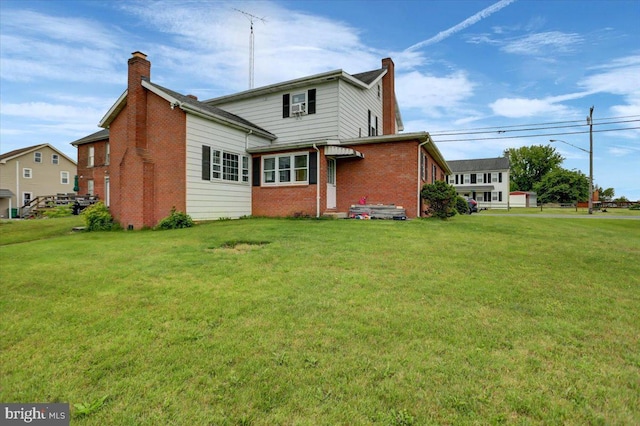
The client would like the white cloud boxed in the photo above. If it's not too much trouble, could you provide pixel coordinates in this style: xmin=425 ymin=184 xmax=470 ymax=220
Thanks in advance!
xmin=501 ymin=31 xmax=583 ymax=55
xmin=0 ymin=101 xmax=105 ymax=122
xmin=396 ymin=71 xmax=475 ymax=116
xmin=489 ymin=97 xmax=571 ymax=118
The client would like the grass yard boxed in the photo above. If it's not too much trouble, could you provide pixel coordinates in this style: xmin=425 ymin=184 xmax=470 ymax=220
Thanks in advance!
xmin=1 ymin=216 xmax=639 ymax=425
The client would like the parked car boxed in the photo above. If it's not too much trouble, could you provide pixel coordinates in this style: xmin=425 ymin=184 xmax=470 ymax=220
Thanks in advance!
xmin=467 ymin=198 xmax=478 ymax=214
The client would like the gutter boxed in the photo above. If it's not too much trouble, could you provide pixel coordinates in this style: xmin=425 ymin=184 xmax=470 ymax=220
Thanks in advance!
xmin=313 ymin=144 xmax=321 ymax=218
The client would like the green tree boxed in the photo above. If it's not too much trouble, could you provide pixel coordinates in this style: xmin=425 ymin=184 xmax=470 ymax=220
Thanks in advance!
xmin=533 ymin=168 xmax=589 ymax=204
xmin=600 ymin=187 xmax=615 ymax=201
xmin=421 ymin=180 xmax=458 ymax=219
xmin=504 ymin=145 xmax=564 ymax=191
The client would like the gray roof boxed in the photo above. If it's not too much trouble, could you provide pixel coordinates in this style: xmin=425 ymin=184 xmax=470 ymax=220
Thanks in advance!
xmin=0 ymin=189 xmax=15 ymax=198
xmin=352 ymin=69 xmax=386 ymax=85
xmin=145 ymin=81 xmax=276 ymax=138
xmin=447 ymin=157 xmax=510 ymax=173
xmin=71 ymin=129 xmax=109 ymax=146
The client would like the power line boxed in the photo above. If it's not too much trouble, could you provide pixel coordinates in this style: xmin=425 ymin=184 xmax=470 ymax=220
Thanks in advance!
xmin=432 ymin=126 xmax=640 ymax=143
xmin=430 ymin=119 xmax=640 ymax=137
xmin=429 ymin=115 xmax=640 ymax=135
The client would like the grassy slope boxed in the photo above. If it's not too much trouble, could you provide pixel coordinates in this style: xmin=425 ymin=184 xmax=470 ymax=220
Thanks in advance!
xmin=1 ymin=217 xmax=638 ymax=425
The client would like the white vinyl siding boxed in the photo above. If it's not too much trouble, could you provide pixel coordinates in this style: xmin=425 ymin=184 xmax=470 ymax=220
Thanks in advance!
xmin=337 ymin=79 xmax=383 ymax=138
xmin=185 ymin=114 xmax=270 ymax=220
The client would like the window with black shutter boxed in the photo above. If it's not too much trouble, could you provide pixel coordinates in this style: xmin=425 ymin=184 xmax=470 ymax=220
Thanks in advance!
xmin=282 ymin=94 xmax=290 ymax=118
xmin=307 ymin=89 xmax=316 ymax=114
xmin=252 ymin=157 xmax=261 ymax=186
xmin=202 ymin=145 xmax=211 ymax=180
xmin=499 ymin=172 xmax=503 ymax=183
xmin=309 ymin=152 xmax=317 ymax=184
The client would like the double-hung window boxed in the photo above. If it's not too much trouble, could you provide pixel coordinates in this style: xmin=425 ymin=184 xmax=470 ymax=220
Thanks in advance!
xmin=34 ymin=152 xmax=42 ymax=163
xmin=201 ymin=145 xmax=249 ymax=183
xmin=88 ymin=146 xmax=94 ymax=167
xmin=52 ymin=154 xmax=59 ymax=165
xmin=61 ymin=171 xmax=69 ymax=184
xmin=263 ymin=153 xmax=309 ymax=185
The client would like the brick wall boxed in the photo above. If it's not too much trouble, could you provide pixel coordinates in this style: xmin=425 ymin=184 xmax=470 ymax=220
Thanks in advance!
xmin=75 ymin=140 xmax=108 ymax=198
xmin=337 ymin=141 xmax=419 ymax=216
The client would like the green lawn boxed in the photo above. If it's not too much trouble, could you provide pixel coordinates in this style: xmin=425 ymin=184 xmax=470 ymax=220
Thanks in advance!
xmin=1 ymin=216 xmax=639 ymax=425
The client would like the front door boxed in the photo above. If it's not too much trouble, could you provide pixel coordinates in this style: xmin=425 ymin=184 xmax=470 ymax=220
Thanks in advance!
xmin=326 ymin=158 xmax=336 ymax=209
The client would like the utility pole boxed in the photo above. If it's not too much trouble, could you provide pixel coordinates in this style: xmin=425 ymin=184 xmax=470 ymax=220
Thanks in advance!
xmin=234 ymin=8 xmax=266 ymax=89
xmin=588 ymin=106 xmax=594 ymax=215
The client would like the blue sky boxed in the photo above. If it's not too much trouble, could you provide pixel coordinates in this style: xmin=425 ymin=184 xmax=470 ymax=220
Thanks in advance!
xmin=1 ymin=0 xmax=639 ymax=199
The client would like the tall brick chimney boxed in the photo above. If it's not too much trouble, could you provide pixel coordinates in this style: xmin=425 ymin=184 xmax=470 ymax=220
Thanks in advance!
xmin=128 ymin=51 xmax=150 ymax=149
xmin=381 ymin=57 xmax=396 ymax=135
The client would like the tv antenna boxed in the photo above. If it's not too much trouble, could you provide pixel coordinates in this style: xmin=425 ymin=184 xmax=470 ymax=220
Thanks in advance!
xmin=234 ymin=8 xmax=266 ymax=89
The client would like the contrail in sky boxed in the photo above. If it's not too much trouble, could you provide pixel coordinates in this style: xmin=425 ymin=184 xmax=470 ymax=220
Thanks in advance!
xmin=404 ymin=0 xmax=518 ymax=52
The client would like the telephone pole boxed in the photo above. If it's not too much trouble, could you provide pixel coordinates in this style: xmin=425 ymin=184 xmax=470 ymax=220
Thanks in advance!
xmin=588 ymin=106 xmax=594 ymax=215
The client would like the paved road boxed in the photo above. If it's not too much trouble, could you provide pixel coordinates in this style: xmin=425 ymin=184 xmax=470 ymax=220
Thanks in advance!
xmin=479 ymin=214 xmax=640 ymax=220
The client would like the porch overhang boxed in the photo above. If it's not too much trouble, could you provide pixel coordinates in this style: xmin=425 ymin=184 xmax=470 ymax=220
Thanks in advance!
xmin=325 ymin=145 xmax=364 ymax=159
xmin=456 ymin=185 xmax=495 ymax=192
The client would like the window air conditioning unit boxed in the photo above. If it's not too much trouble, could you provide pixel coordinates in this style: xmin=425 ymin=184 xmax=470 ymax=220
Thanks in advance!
xmin=291 ymin=103 xmax=306 ymax=114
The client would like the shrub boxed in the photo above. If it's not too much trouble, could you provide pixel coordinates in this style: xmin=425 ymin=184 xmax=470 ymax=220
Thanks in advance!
xmin=155 ymin=208 xmax=195 ymax=230
xmin=454 ymin=196 xmax=469 ymax=215
xmin=421 ymin=181 xmax=458 ymax=219
xmin=82 ymin=202 xmax=117 ymax=231
xmin=43 ymin=205 xmax=73 ymax=218
xmin=629 ymin=203 xmax=640 ymax=210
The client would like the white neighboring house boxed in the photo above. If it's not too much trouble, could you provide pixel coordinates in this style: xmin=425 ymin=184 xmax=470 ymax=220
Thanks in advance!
xmin=446 ymin=157 xmax=510 ymax=209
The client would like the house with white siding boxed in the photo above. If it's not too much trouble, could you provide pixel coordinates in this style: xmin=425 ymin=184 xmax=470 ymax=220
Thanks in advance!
xmin=74 ymin=51 xmax=451 ymax=229
xmin=447 ymin=157 xmax=510 ymax=209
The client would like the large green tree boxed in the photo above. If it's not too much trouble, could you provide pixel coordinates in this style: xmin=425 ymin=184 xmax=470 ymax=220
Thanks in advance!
xmin=504 ymin=145 xmax=564 ymax=191
xmin=421 ymin=180 xmax=458 ymax=219
xmin=533 ymin=168 xmax=589 ymax=204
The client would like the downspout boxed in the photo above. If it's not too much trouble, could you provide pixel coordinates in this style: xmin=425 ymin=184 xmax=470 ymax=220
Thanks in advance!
xmin=417 ymin=140 xmax=429 ymax=217
xmin=313 ymin=144 xmax=320 ymax=218
xmin=245 ymin=130 xmax=253 ymax=150
xmin=15 ymin=160 xmax=19 ymax=218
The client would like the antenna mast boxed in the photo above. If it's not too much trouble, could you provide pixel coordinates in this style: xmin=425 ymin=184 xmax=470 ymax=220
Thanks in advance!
xmin=234 ymin=8 xmax=266 ymax=89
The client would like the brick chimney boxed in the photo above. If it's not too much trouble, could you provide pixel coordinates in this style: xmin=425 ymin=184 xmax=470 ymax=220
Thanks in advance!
xmin=128 ymin=51 xmax=150 ymax=149
xmin=381 ymin=57 xmax=396 ymax=135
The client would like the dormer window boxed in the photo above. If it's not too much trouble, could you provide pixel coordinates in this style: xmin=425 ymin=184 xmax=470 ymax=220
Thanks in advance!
xmin=283 ymin=89 xmax=316 ymax=118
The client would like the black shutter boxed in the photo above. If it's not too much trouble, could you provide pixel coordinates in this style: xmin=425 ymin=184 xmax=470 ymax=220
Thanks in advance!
xmin=375 ymin=116 xmax=378 ymax=136
xmin=367 ymin=110 xmax=372 ymax=136
xmin=252 ymin=157 xmax=261 ymax=186
xmin=499 ymin=172 xmax=503 ymax=183
xmin=307 ymin=89 xmax=316 ymax=114
xmin=499 ymin=192 xmax=503 ymax=202
xmin=282 ymin=94 xmax=290 ymax=118
xmin=308 ymin=151 xmax=317 ymax=184
xmin=202 ymin=145 xmax=211 ymax=180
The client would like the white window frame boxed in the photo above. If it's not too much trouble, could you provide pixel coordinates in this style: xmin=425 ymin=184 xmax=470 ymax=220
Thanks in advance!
xmin=34 ymin=152 xmax=42 ymax=163
xmin=52 ymin=154 xmax=59 ymax=164
xmin=492 ymin=173 xmax=498 ymax=183
xmin=105 ymin=143 xmax=110 ymax=165
xmin=23 ymin=168 xmax=32 ymax=178
xmin=88 ymin=146 xmax=94 ymax=167
xmin=290 ymin=92 xmax=306 ymax=115
xmin=464 ymin=174 xmax=470 ymax=184
xmin=87 ymin=179 xmax=94 ymax=195
xmin=61 ymin=171 xmax=70 ymax=184
xmin=207 ymin=147 xmax=249 ymax=184
xmin=492 ymin=191 xmax=499 ymax=201
xmin=477 ymin=173 xmax=483 ymax=184
xmin=262 ymin=152 xmax=309 ymax=186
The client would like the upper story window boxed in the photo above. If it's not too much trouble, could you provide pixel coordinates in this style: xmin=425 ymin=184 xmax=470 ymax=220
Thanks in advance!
xmin=23 ymin=168 xmax=32 ymax=178
xmin=367 ymin=110 xmax=378 ymax=136
xmin=105 ymin=143 xmax=110 ymax=165
xmin=34 ymin=152 xmax=42 ymax=163
xmin=263 ymin=153 xmax=309 ymax=185
xmin=52 ymin=154 xmax=59 ymax=164
xmin=283 ymin=89 xmax=316 ymax=117
xmin=88 ymin=146 xmax=95 ymax=167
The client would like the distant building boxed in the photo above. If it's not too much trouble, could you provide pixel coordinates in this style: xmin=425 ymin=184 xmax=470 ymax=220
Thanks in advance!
xmin=509 ymin=191 xmax=537 ymax=208
xmin=446 ymin=157 xmax=510 ymax=209
xmin=0 ymin=144 xmax=77 ymax=218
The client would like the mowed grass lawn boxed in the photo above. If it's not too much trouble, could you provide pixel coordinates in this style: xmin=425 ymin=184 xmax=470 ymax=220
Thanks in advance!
xmin=1 ymin=216 xmax=638 ymax=425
